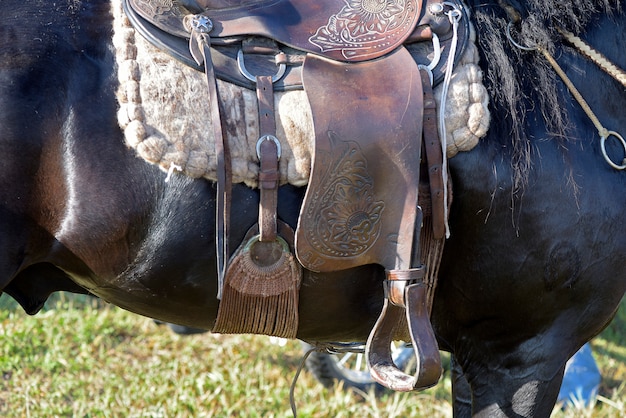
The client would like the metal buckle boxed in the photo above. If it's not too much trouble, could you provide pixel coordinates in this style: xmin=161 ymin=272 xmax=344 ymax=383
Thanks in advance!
xmin=237 ymin=49 xmax=287 ymax=83
xmin=256 ymin=134 xmax=282 ymax=160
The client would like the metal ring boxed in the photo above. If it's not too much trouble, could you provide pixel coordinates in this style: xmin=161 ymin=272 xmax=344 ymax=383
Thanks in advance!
xmin=600 ymin=130 xmax=626 ymax=170
xmin=443 ymin=1 xmax=462 ymax=23
xmin=418 ymin=64 xmax=434 ymax=85
xmin=243 ymin=234 xmax=290 ymax=252
xmin=237 ymin=49 xmax=287 ymax=83
xmin=506 ymin=21 xmax=538 ymax=51
xmin=256 ymin=134 xmax=282 ymax=161
xmin=426 ymin=33 xmax=441 ymax=71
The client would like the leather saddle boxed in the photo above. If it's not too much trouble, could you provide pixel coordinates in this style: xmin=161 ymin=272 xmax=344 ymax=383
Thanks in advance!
xmin=123 ymin=0 xmax=469 ymax=90
xmin=123 ymin=0 xmax=469 ymax=393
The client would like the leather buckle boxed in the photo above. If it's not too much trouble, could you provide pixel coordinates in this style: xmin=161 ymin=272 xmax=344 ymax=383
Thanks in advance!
xmin=384 ymin=267 xmax=426 ymax=308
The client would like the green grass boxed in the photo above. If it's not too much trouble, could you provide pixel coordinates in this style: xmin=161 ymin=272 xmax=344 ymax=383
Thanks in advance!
xmin=0 ymin=294 xmax=624 ymax=417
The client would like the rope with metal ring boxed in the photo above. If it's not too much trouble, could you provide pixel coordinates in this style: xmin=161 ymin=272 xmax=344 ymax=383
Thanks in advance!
xmin=506 ymin=22 xmax=626 ymax=170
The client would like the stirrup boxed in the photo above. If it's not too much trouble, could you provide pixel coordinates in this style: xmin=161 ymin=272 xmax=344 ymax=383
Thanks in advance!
xmin=365 ymin=270 xmax=442 ymax=392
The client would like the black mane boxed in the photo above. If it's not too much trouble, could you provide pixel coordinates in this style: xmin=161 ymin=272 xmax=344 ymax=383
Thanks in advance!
xmin=468 ymin=0 xmax=622 ymax=189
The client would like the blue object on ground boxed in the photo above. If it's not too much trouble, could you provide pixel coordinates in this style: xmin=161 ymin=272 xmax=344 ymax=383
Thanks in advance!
xmin=557 ymin=343 xmax=601 ymax=408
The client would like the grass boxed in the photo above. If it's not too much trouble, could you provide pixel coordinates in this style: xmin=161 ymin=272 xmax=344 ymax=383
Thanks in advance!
xmin=0 ymin=293 xmax=625 ymax=417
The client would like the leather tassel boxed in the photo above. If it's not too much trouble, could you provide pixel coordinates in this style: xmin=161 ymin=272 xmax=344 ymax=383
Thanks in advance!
xmin=214 ymin=234 xmax=301 ymax=338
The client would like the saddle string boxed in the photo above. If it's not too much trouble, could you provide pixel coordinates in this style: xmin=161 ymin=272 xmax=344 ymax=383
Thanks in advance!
xmin=288 ymin=344 xmax=319 ymax=418
xmin=164 ymin=163 xmax=182 ymax=183
xmin=507 ymin=22 xmax=626 ymax=170
xmin=438 ymin=3 xmax=464 ymax=238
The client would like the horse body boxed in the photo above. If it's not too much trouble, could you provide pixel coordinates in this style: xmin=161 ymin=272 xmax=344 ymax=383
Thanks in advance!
xmin=0 ymin=2 xmax=381 ymax=338
xmin=1 ymin=0 xmax=625 ymax=415
xmin=433 ymin=6 xmax=626 ymax=413
xmin=438 ymin=94 xmax=626 ymax=414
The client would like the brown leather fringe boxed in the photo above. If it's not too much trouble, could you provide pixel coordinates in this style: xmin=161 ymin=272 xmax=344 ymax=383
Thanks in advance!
xmin=213 ymin=241 xmax=302 ymax=338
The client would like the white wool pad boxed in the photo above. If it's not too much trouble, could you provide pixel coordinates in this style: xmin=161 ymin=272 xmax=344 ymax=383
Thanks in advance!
xmin=112 ymin=1 xmax=489 ymax=187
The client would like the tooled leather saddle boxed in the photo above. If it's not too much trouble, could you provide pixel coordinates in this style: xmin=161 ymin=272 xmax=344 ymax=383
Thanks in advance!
xmin=123 ymin=0 xmax=469 ymax=392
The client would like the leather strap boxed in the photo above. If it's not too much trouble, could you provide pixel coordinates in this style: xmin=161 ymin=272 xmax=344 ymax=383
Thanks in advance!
xmin=256 ymin=75 xmax=279 ymax=242
xmin=386 ymin=267 xmax=426 ymax=308
xmin=420 ymin=69 xmax=446 ymax=240
xmin=189 ymin=23 xmax=231 ymax=299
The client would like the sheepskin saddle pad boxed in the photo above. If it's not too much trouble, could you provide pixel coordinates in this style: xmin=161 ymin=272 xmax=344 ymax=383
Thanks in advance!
xmin=112 ymin=1 xmax=490 ymax=188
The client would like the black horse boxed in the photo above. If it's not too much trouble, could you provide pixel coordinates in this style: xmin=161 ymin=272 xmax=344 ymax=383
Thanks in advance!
xmin=1 ymin=0 xmax=624 ymax=416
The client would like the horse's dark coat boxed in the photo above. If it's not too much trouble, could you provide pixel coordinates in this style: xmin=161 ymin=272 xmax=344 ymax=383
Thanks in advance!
xmin=1 ymin=0 xmax=624 ymax=416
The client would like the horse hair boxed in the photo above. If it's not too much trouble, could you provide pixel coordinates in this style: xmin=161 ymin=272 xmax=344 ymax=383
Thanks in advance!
xmin=471 ymin=0 xmax=621 ymax=192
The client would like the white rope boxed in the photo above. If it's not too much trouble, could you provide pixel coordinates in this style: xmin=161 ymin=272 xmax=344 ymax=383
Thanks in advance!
xmin=438 ymin=4 xmax=464 ymax=238
xmin=164 ymin=163 xmax=182 ymax=182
